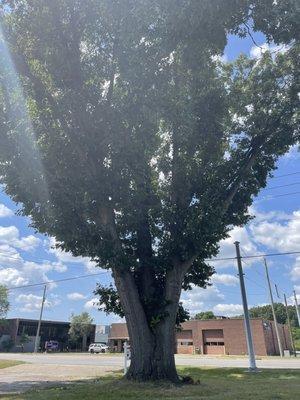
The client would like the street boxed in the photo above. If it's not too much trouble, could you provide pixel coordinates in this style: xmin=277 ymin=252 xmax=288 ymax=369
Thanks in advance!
xmin=1 ymin=352 xmax=300 ymax=368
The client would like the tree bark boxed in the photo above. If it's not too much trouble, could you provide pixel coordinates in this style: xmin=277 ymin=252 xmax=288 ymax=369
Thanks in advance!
xmin=82 ymin=334 xmax=87 ymax=352
xmin=115 ymin=263 xmax=185 ymax=383
xmin=125 ymin=308 xmax=179 ymax=382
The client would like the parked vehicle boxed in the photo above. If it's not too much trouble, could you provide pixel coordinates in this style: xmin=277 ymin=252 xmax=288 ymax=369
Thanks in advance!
xmin=88 ymin=343 xmax=109 ymax=353
xmin=45 ymin=340 xmax=59 ymax=352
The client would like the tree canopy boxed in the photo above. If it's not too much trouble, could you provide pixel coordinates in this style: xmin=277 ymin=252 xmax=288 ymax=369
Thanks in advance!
xmin=0 ymin=0 xmax=299 ymax=381
xmin=0 ymin=285 xmax=9 ymax=320
xmin=69 ymin=312 xmax=94 ymax=350
xmin=248 ymin=303 xmax=299 ymax=327
xmin=194 ymin=311 xmax=216 ymax=320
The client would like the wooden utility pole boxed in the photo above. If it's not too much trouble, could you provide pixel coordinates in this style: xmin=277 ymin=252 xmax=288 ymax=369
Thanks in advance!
xmin=263 ymin=258 xmax=283 ymax=357
xmin=34 ymin=285 xmax=47 ymax=353
xmin=283 ymin=293 xmax=296 ymax=355
xmin=234 ymin=241 xmax=257 ymax=371
xmin=293 ymin=290 xmax=300 ymax=327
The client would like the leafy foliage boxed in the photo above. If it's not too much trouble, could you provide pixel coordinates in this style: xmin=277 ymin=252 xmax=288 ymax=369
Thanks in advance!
xmin=0 ymin=1 xmax=299 ymax=333
xmin=248 ymin=303 xmax=299 ymax=327
xmin=68 ymin=312 xmax=94 ymax=342
xmin=195 ymin=311 xmax=216 ymax=320
xmin=0 ymin=285 xmax=9 ymax=320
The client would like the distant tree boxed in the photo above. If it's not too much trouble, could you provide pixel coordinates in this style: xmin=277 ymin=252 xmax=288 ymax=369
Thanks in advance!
xmin=0 ymin=285 xmax=9 ymax=321
xmin=292 ymin=327 xmax=300 ymax=351
xmin=1 ymin=338 xmax=14 ymax=352
xmin=69 ymin=312 xmax=93 ymax=351
xmin=0 ymin=0 xmax=299 ymax=382
xmin=248 ymin=303 xmax=298 ymax=327
xmin=195 ymin=311 xmax=216 ymax=320
xmin=19 ymin=333 xmax=30 ymax=352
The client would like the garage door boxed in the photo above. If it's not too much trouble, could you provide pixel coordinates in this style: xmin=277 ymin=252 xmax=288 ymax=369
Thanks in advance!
xmin=203 ymin=329 xmax=225 ymax=355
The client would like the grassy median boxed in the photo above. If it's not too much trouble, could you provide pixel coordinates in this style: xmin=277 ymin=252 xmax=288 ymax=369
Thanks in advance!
xmin=2 ymin=367 xmax=300 ymax=400
xmin=0 ymin=360 xmax=24 ymax=370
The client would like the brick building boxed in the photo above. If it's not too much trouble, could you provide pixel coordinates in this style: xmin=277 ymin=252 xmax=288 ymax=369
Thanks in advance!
xmin=108 ymin=318 xmax=292 ymax=356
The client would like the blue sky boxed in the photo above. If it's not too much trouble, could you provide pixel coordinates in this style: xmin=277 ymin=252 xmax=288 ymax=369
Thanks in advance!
xmin=1 ymin=32 xmax=299 ymax=325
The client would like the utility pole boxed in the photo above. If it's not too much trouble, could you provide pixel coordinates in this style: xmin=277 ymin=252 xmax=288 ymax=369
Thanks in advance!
xmin=283 ymin=293 xmax=296 ymax=355
xmin=263 ymin=258 xmax=283 ymax=357
xmin=293 ymin=290 xmax=300 ymax=327
xmin=234 ymin=241 xmax=257 ymax=371
xmin=34 ymin=284 xmax=47 ymax=353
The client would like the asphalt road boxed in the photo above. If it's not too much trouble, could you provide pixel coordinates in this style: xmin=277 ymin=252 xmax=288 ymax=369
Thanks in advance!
xmin=1 ymin=352 xmax=300 ymax=369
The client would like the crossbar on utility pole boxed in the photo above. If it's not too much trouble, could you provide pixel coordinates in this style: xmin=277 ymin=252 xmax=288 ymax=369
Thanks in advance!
xmin=234 ymin=241 xmax=257 ymax=371
xmin=283 ymin=293 xmax=296 ymax=356
xmin=34 ymin=284 xmax=47 ymax=353
xmin=293 ymin=290 xmax=300 ymax=327
xmin=263 ymin=258 xmax=283 ymax=357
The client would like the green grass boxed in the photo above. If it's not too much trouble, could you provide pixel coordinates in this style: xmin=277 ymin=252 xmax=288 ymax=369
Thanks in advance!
xmin=2 ymin=367 xmax=300 ymax=400
xmin=0 ymin=360 xmax=24 ymax=369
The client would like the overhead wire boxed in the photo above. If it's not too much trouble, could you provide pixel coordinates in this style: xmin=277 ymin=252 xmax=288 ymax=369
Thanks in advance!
xmin=263 ymin=182 xmax=300 ymax=191
xmin=271 ymin=171 xmax=300 ymax=179
xmin=6 ymin=271 xmax=109 ymax=291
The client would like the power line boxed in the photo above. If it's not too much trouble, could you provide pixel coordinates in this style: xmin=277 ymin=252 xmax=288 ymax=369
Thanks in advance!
xmin=207 ymin=250 xmax=300 ymax=262
xmin=264 ymin=182 xmax=300 ymax=191
xmin=271 ymin=171 xmax=300 ymax=179
xmin=6 ymin=271 xmax=109 ymax=291
xmin=241 ymin=247 xmax=286 ymax=298
xmin=1 ymin=250 xmax=300 ymax=268
xmin=259 ymin=191 xmax=300 ymax=201
xmin=244 ymin=275 xmax=267 ymax=291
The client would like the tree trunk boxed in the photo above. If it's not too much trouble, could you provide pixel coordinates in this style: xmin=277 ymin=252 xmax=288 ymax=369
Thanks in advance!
xmin=82 ymin=334 xmax=87 ymax=352
xmin=126 ymin=313 xmax=179 ymax=383
xmin=112 ymin=261 xmax=185 ymax=383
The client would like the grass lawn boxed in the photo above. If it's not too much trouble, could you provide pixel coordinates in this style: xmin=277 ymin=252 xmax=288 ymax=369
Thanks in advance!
xmin=2 ymin=367 xmax=300 ymax=400
xmin=0 ymin=360 xmax=24 ymax=369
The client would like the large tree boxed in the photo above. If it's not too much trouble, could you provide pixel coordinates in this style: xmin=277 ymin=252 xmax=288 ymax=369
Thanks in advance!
xmin=0 ymin=0 xmax=299 ymax=382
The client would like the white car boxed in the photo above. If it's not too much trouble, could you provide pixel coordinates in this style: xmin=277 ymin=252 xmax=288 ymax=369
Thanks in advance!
xmin=88 ymin=343 xmax=109 ymax=354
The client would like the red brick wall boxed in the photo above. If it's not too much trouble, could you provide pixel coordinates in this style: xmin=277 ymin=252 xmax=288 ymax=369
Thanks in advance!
xmin=109 ymin=319 xmax=293 ymax=356
xmin=180 ymin=319 xmax=277 ymax=356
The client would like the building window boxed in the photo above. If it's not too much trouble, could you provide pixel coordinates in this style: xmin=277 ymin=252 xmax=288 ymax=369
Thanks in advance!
xmin=205 ymin=341 xmax=224 ymax=346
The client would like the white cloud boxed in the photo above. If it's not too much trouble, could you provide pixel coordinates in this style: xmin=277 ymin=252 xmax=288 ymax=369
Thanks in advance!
xmin=0 ymin=243 xmax=67 ymax=289
xmin=212 ymin=303 xmax=243 ymax=317
xmin=250 ymin=43 xmax=290 ymax=59
xmin=294 ymin=285 xmax=300 ymax=293
xmin=0 ymin=204 xmax=13 ymax=218
xmin=181 ymin=286 xmax=225 ymax=315
xmin=84 ymin=297 xmax=100 ymax=310
xmin=67 ymin=292 xmax=87 ymax=301
xmin=248 ymin=209 xmax=300 ymax=282
xmin=250 ymin=210 xmax=300 ymax=253
xmin=48 ymin=237 xmax=98 ymax=272
xmin=211 ymin=274 xmax=238 ymax=286
xmin=0 ymin=226 xmax=40 ymax=251
xmin=0 ymin=268 xmax=28 ymax=287
xmin=17 ymin=235 xmax=41 ymax=251
xmin=16 ymin=293 xmax=61 ymax=313
xmin=291 ymin=258 xmax=300 ymax=282
xmin=211 ymin=226 xmax=259 ymax=269
xmin=249 ymin=206 xmax=292 ymax=224
xmin=0 ymin=244 xmax=23 ymax=268
xmin=282 ymin=145 xmax=300 ymax=161
xmin=211 ymin=53 xmax=228 ymax=64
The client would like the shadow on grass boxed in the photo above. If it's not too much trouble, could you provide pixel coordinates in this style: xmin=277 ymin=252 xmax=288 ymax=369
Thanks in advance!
xmin=2 ymin=367 xmax=300 ymax=400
